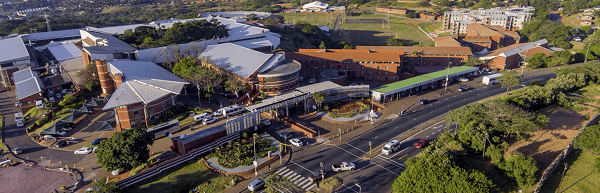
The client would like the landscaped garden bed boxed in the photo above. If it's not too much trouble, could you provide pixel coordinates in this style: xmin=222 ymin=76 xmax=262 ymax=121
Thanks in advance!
xmin=212 ymin=133 xmax=276 ymax=169
xmin=326 ymin=100 xmax=370 ymax=118
xmin=265 ymin=173 xmax=305 ymax=193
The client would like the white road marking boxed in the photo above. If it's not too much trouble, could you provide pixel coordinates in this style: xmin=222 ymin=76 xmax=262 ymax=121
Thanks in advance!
xmin=344 ymin=142 xmax=367 ymax=153
xmin=301 ymin=181 xmax=314 ymax=189
xmin=376 ymin=155 xmax=406 ymax=169
xmin=334 ymin=145 xmax=400 ymax=176
xmin=277 ymin=167 xmax=287 ymax=173
xmin=297 ymin=178 xmax=309 ymax=187
xmin=290 ymin=161 xmax=313 ymax=173
xmin=291 ymin=174 xmax=301 ymax=182
xmin=340 ymin=183 xmax=360 ymax=193
xmin=306 ymin=184 xmax=317 ymax=191
xmin=375 ymin=136 xmax=379 ymax=139
xmin=426 ymin=135 xmax=430 ymax=138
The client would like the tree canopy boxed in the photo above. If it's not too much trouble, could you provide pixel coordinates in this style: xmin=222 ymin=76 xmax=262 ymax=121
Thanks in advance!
xmin=519 ymin=17 xmax=574 ymax=49
xmin=464 ymin=57 xmax=483 ymax=67
xmin=96 ymin=128 xmax=154 ymax=171
xmin=499 ymin=153 xmax=538 ymax=187
xmin=118 ymin=19 xmax=228 ymax=49
xmin=525 ymin=53 xmax=548 ymax=69
xmin=497 ymin=70 xmax=521 ymax=94
xmin=386 ymin=38 xmax=404 ymax=46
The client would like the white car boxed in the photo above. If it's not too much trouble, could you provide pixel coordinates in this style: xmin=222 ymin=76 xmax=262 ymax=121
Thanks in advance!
xmin=574 ymin=36 xmax=582 ymax=41
xmin=15 ymin=102 xmax=20 ymax=107
xmin=16 ymin=121 xmax=24 ymax=127
xmin=202 ymin=116 xmax=218 ymax=125
xmin=309 ymin=78 xmax=315 ymax=84
xmin=57 ymin=131 xmax=67 ymax=136
xmin=261 ymin=119 xmax=271 ymax=126
xmin=43 ymin=135 xmax=57 ymax=140
xmin=74 ymin=147 xmax=93 ymax=154
xmin=289 ymin=138 xmax=304 ymax=147
xmin=299 ymin=77 xmax=304 ymax=82
xmin=62 ymin=89 xmax=69 ymax=94
xmin=213 ymin=108 xmax=225 ymax=117
xmin=12 ymin=147 xmax=23 ymax=155
xmin=248 ymin=178 xmax=265 ymax=191
xmin=459 ymin=77 xmax=469 ymax=82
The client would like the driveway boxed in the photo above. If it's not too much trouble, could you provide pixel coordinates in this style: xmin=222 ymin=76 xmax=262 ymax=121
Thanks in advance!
xmin=1 ymin=90 xmax=84 ymax=165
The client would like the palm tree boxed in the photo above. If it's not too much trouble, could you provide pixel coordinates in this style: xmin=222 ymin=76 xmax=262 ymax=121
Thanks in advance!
xmin=312 ymin=92 xmax=326 ymax=111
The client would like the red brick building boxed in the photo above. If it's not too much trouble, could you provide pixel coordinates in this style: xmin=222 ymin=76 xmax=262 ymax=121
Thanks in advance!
xmin=479 ymin=39 xmax=550 ymax=70
xmin=463 ymin=23 xmax=521 ymax=52
xmin=418 ymin=11 xmax=443 ymax=21
xmin=98 ymin=60 xmax=188 ymax=131
xmin=356 ymin=46 xmax=473 ymax=74
xmin=376 ymin=7 xmax=409 ymax=15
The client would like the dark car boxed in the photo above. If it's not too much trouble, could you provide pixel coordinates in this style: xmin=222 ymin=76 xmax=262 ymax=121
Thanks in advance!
xmin=415 ymin=139 xmax=428 ymax=148
xmin=458 ymin=85 xmax=469 ymax=92
xmin=279 ymin=132 xmax=291 ymax=140
xmin=55 ymin=139 xmax=68 ymax=147
xmin=308 ymin=170 xmax=325 ymax=183
xmin=91 ymin=138 xmax=107 ymax=145
xmin=419 ymin=98 xmax=429 ymax=105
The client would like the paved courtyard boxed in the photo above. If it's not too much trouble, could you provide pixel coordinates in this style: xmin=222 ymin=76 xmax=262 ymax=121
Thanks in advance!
xmin=0 ymin=164 xmax=75 ymax=193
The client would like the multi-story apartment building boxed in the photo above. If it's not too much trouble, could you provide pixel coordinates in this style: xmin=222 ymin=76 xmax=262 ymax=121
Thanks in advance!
xmin=443 ymin=7 xmax=534 ymax=33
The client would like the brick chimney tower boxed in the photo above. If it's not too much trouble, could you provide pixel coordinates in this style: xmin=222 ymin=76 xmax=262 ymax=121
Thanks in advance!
xmin=95 ymin=60 xmax=115 ymax=96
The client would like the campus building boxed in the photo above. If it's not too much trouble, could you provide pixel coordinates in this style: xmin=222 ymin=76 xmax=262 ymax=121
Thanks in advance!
xmin=478 ymin=39 xmax=551 ymax=70
xmin=301 ymin=1 xmax=345 ymax=13
xmin=434 ymin=23 xmax=520 ymax=53
xmin=355 ymin=46 xmax=473 ymax=74
xmin=376 ymin=7 xmax=409 ymax=15
xmin=198 ymin=43 xmax=302 ymax=97
xmin=443 ymin=7 xmax=534 ymax=31
xmin=98 ymin=60 xmax=188 ymax=131
xmin=0 ymin=36 xmax=33 ymax=87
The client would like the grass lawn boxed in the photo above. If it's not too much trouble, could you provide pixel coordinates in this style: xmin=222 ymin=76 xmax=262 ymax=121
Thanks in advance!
xmin=540 ymin=149 xmax=600 ymax=193
xmin=30 ymin=113 xmax=71 ymax=136
xmin=129 ymin=160 xmax=237 ymax=193
xmin=417 ymin=22 xmax=443 ymax=33
xmin=277 ymin=13 xmax=339 ymax=28
xmin=24 ymin=107 xmax=42 ymax=123
xmin=333 ymin=15 xmax=434 ymax=46
xmin=562 ymin=13 xmax=584 ymax=28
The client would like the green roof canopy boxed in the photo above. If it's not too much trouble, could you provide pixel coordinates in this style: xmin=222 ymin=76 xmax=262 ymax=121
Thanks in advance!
xmin=375 ymin=66 xmax=478 ymax=93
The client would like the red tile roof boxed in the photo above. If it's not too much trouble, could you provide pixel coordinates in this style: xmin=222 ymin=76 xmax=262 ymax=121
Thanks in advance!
xmin=290 ymin=49 xmax=402 ymax=62
xmin=467 ymin=23 xmax=504 ymax=37
xmin=519 ymin=46 xmax=553 ymax=58
xmin=356 ymin=46 xmax=473 ymax=56
xmin=434 ymin=36 xmax=462 ymax=47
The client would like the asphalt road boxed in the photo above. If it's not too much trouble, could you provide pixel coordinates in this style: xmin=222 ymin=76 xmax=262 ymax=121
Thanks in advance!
xmin=272 ymin=70 xmax=558 ymax=193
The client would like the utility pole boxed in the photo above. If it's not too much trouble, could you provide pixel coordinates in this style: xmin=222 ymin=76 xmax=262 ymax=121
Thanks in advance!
xmin=444 ymin=62 xmax=452 ymax=91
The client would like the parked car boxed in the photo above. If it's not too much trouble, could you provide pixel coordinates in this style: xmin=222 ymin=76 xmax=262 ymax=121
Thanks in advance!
xmin=16 ymin=121 xmax=24 ymax=127
xmin=309 ymin=78 xmax=315 ymax=84
xmin=248 ymin=178 xmax=265 ymax=191
xmin=56 ymin=93 xmax=62 ymax=99
xmin=14 ymin=102 xmax=20 ymax=107
xmin=74 ymin=147 xmax=93 ymax=154
xmin=458 ymin=85 xmax=469 ymax=92
xmin=350 ymin=83 xmax=358 ymax=86
xmin=419 ymin=98 xmax=429 ymax=105
xmin=289 ymin=138 xmax=304 ymax=147
xmin=91 ymin=138 xmax=107 ymax=145
xmin=43 ymin=135 xmax=57 ymax=140
xmin=11 ymin=147 xmax=23 ymax=155
xmin=261 ymin=119 xmax=271 ymax=126
xmin=61 ymin=89 xmax=69 ymax=94
xmin=332 ymin=162 xmax=356 ymax=172
xmin=193 ymin=113 xmax=210 ymax=122
xmin=459 ymin=77 xmax=469 ymax=82
xmin=93 ymin=146 xmax=98 ymax=153
xmin=415 ymin=139 xmax=428 ymax=148
xmin=55 ymin=139 xmax=68 ymax=147
xmin=574 ymin=36 xmax=582 ymax=41
xmin=57 ymin=131 xmax=67 ymax=136
xmin=279 ymin=132 xmax=291 ymax=140
xmin=202 ymin=116 xmax=218 ymax=125
xmin=299 ymin=77 xmax=304 ymax=82
xmin=308 ymin=170 xmax=325 ymax=183
xmin=111 ymin=169 xmax=122 ymax=176
xmin=213 ymin=108 xmax=226 ymax=117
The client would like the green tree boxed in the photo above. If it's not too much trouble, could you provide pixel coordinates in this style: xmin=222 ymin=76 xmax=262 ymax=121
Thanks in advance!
xmin=464 ymin=57 xmax=483 ymax=66
xmin=224 ymin=76 xmax=246 ymax=98
xmin=90 ymin=179 xmax=121 ymax=193
xmin=581 ymin=26 xmax=592 ymax=34
xmin=497 ymin=70 xmax=521 ymax=94
xmin=312 ymin=92 xmax=325 ymax=111
xmin=96 ymin=128 xmax=154 ymax=171
xmin=171 ymin=57 xmax=196 ymax=77
xmin=392 ymin=154 xmax=494 ymax=193
xmin=339 ymin=41 xmax=352 ymax=49
xmin=386 ymin=38 xmax=404 ymax=46
xmin=525 ymin=53 xmax=547 ymax=69
xmin=595 ymin=157 xmax=600 ymax=173
xmin=43 ymin=101 xmax=55 ymax=117
xmin=575 ymin=125 xmax=600 ymax=154
xmin=58 ymin=93 xmax=77 ymax=107
xmin=548 ymin=50 xmax=572 ymax=67
xmin=319 ymin=41 xmax=326 ymax=49
xmin=499 ymin=153 xmax=538 ymax=187
xmin=85 ymin=81 xmax=99 ymax=92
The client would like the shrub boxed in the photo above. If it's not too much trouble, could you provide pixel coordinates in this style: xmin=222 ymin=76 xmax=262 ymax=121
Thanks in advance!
xmin=128 ymin=163 xmax=148 ymax=176
xmin=35 ymin=116 xmax=49 ymax=126
xmin=59 ymin=93 xmax=77 ymax=107
xmin=85 ymin=80 xmax=99 ymax=91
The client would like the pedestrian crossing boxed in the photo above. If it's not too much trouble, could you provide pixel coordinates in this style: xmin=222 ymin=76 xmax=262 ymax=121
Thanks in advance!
xmin=276 ymin=167 xmax=317 ymax=192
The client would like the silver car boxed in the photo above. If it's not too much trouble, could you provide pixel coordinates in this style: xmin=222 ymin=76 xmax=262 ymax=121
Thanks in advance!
xmin=74 ymin=147 xmax=93 ymax=155
xmin=248 ymin=178 xmax=265 ymax=191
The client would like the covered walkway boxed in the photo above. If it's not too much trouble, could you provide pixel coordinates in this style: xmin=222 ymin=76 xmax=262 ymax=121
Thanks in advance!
xmin=371 ymin=66 xmax=478 ymax=102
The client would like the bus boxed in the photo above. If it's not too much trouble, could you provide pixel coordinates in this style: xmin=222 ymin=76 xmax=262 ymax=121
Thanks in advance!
xmin=482 ymin=73 xmax=502 ymax=85
xmin=223 ymin=105 xmax=245 ymax=117
xmin=147 ymin=120 xmax=180 ymax=139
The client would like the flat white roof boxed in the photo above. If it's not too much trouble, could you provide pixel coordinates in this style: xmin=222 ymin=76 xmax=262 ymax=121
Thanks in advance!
xmin=199 ymin=43 xmax=273 ymax=79
xmin=0 ymin=36 xmax=29 ymax=62
xmin=47 ymin=43 xmax=82 ymax=62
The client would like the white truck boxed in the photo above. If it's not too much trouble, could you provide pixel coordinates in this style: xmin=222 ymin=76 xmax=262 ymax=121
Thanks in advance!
xmin=482 ymin=73 xmax=502 ymax=85
xmin=332 ymin=162 xmax=356 ymax=172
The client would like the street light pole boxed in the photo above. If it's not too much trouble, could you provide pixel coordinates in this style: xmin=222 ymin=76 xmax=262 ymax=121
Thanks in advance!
xmin=444 ymin=62 xmax=452 ymax=91
xmin=356 ymin=183 xmax=361 ymax=193
xmin=253 ymin=133 xmax=257 ymax=176
xmin=339 ymin=128 xmax=342 ymax=142
xmin=369 ymin=142 xmax=372 ymax=156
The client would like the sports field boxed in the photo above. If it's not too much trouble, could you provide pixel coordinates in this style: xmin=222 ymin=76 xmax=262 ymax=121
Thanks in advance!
xmin=334 ymin=14 xmax=434 ymax=46
xmin=278 ymin=13 xmax=339 ymax=28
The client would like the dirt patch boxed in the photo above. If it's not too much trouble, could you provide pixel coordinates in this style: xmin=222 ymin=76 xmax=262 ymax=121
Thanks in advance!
xmin=506 ymin=106 xmax=586 ymax=170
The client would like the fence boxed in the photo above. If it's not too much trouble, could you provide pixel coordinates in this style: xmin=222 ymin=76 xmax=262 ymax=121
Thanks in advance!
xmin=534 ymin=114 xmax=600 ymax=193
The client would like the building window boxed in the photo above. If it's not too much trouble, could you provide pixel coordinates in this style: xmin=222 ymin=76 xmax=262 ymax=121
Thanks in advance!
xmin=385 ymin=72 xmax=388 ymax=75
xmin=385 ymin=66 xmax=388 ymax=69
xmin=162 ymin=102 xmax=166 ymax=108
xmin=345 ymin=65 xmax=348 ymax=69
xmin=133 ymin=110 xmax=139 ymax=116
xmin=377 ymin=66 xmax=380 ymax=69
xmin=353 ymin=65 xmax=356 ymax=69
xmin=369 ymin=71 xmax=372 ymax=74
xmin=148 ymin=106 xmax=154 ymax=113
xmin=361 ymin=71 xmax=364 ymax=74
xmin=361 ymin=66 xmax=365 ymax=69
xmin=377 ymin=77 xmax=380 ymax=80
xmin=393 ymin=77 xmax=396 ymax=80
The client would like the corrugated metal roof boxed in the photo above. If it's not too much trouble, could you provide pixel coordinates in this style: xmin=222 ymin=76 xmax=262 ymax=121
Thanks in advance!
xmin=23 ymin=29 xmax=82 ymax=41
xmin=375 ymin=66 xmax=478 ymax=93
xmin=231 ymin=37 xmax=273 ymax=49
xmin=0 ymin=36 xmax=29 ymax=62
xmin=103 ymin=60 xmax=188 ymax=110
xmin=88 ymin=24 xmax=150 ymax=35
xmin=47 ymin=43 xmax=82 ymax=62
xmin=14 ymin=68 xmax=44 ymax=100
xmin=42 ymin=74 xmax=71 ymax=87
xmin=296 ymin=81 xmax=341 ymax=93
xmin=199 ymin=43 xmax=273 ymax=79
xmin=82 ymin=30 xmax=137 ymax=54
